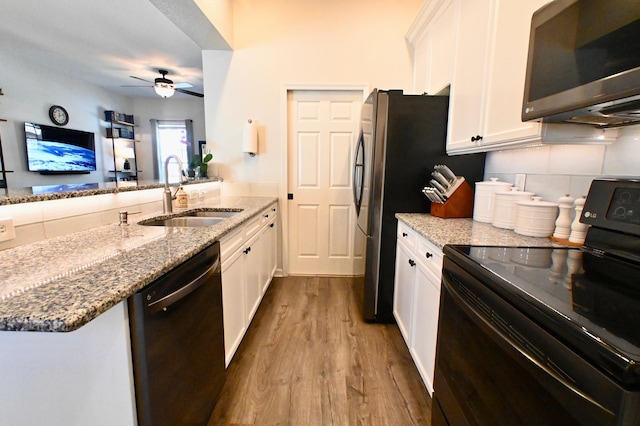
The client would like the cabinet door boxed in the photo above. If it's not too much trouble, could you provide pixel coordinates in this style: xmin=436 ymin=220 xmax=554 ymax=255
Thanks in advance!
xmin=261 ymin=218 xmax=277 ymax=294
xmin=446 ymin=0 xmax=492 ymax=153
xmin=244 ymin=232 xmax=262 ymax=324
xmin=393 ymin=241 xmax=416 ymax=344
xmin=221 ymin=248 xmax=246 ymax=367
xmin=425 ymin=0 xmax=456 ymax=95
xmin=410 ymin=262 xmax=441 ymax=396
xmin=482 ymin=0 xmax=548 ymax=146
xmin=409 ymin=0 xmax=455 ymax=94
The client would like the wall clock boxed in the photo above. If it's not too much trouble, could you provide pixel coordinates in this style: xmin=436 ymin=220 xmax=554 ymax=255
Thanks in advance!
xmin=48 ymin=105 xmax=69 ymax=126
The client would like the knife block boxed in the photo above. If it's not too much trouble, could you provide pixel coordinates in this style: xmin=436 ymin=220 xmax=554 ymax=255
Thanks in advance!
xmin=430 ymin=179 xmax=475 ymax=218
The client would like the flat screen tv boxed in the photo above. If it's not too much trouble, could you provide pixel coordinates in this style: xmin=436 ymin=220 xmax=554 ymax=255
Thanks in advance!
xmin=25 ymin=122 xmax=97 ymax=173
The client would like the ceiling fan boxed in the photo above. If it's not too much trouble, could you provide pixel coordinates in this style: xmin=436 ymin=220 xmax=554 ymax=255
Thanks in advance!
xmin=124 ymin=69 xmax=204 ymax=98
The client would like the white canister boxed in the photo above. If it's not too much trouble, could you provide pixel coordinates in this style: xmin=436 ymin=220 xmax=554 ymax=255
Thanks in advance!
xmin=492 ymin=188 xmax=535 ymax=229
xmin=473 ymin=178 xmax=513 ymax=223
xmin=514 ymin=197 xmax=559 ymax=237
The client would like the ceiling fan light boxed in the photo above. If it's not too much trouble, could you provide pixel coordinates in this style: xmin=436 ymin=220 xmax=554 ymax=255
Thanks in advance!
xmin=154 ymin=83 xmax=175 ymax=98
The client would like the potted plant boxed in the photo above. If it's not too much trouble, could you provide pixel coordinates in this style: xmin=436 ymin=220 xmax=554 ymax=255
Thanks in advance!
xmin=190 ymin=152 xmax=213 ymax=178
xmin=188 ymin=155 xmax=200 ymax=179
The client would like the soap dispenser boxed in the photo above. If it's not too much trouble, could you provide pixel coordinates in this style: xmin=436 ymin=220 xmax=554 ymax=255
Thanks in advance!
xmin=176 ymin=186 xmax=189 ymax=210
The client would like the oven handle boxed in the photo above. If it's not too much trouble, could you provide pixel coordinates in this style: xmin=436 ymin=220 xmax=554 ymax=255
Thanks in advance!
xmin=442 ymin=273 xmax=614 ymax=416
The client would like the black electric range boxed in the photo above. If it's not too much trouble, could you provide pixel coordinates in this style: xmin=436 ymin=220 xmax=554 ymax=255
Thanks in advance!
xmin=433 ymin=179 xmax=640 ymax=425
xmin=444 ymin=244 xmax=640 ymax=385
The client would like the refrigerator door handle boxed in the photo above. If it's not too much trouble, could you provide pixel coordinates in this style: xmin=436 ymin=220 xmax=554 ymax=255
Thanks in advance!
xmin=353 ymin=130 xmax=365 ymax=215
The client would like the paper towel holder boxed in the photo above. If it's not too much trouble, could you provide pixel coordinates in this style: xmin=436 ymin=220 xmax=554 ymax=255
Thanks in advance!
xmin=243 ymin=119 xmax=258 ymax=157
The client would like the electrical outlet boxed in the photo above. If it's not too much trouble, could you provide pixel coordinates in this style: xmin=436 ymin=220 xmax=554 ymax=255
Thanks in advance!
xmin=514 ymin=174 xmax=527 ymax=191
xmin=0 ymin=217 xmax=16 ymax=242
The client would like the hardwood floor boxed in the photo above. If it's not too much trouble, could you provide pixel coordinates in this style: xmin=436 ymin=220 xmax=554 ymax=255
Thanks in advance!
xmin=208 ymin=276 xmax=432 ymax=425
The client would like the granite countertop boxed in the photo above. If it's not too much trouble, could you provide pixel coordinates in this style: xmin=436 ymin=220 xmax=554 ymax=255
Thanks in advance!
xmin=0 ymin=196 xmax=277 ymax=332
xmin=0 ymin=177 xmax=222 ymax=205
xmin=395 ymin=213 xmax=563 ymax=249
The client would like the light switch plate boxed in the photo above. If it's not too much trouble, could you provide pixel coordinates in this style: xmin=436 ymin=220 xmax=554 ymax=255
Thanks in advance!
xmin=514 ymin=174 xmax=527 ymax=191
xmin=0 ymin=217 xmax=16 ymax=242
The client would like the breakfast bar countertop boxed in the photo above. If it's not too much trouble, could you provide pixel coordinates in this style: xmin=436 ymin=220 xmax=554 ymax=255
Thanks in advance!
xmin=395 ymin=213 xmax=562 ymax=249
xmin=0 ymin=196 xmax=277 ymax=332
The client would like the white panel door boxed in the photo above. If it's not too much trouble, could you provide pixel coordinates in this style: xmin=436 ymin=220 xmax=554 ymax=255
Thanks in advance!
xmin=287 ymin=90 xmax=364 ymax=275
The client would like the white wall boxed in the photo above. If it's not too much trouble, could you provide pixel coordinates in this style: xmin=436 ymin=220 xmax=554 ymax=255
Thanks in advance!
xmin=0 ymin=53 xmax=133 ymax=189
xmin=194 ymin=0 xmax=235 ymax=47
xmin=132 ymin=97 xmax=206 ymax=180
xmin=0 ymin=52 xmax=207 ymax=190
xmin=202 ymin=0 xmax=423 ymax=191
xmin=484 ymin=126 xmax=640 ymax=203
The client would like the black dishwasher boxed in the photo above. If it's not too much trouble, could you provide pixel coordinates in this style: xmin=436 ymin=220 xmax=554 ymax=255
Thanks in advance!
xmin=128 ymin=241 xmax=225 ymax=426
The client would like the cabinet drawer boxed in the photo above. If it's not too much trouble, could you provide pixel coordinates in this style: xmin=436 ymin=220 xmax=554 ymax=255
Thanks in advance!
xmin=266 ymin=203 xmax=278 ymax=218
xmin=416 ymin=237 xmax=443 ymax=279
xmin=244 ymin=215 xmax=261 ymax=239
xmin=259 ymin=203 xmax=278 ymax=226
xmin=220 ymin=225 xmax=245 ymax=260
xmin=397 ymin=221 xmax=417 ymax=251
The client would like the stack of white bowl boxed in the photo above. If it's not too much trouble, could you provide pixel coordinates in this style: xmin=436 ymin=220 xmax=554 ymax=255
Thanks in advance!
xmin=492 ymin=187 xmax=535 ymax=229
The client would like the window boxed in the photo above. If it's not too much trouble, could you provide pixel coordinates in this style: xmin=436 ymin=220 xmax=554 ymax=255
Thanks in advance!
xmin=152 ymin=119 xmax=194 ymax=182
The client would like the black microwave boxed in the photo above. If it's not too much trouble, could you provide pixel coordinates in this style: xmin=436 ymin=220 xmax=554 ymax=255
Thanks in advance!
xmin=522 ymin=0 xmax=640 ymax=127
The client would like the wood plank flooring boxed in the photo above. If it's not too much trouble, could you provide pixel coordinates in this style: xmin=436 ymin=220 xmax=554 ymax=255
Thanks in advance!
xmin=208 ymin=276 xmax=432 ymax=425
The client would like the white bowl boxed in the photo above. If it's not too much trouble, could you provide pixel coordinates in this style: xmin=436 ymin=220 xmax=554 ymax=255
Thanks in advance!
xmin=514 ymin=197 xmax=559 ymax=237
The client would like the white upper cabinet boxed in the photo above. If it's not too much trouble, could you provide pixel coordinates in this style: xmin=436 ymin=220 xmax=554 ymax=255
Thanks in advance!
xmin=481 ymin=0 xmax=548 ymax=147
xmin=410 ymin=0 xmax=619 ymax=155
xmin=446 ymin=0 xmax=492 ymax=153
xmin=407 ymin=0 xmax=456 ymax=95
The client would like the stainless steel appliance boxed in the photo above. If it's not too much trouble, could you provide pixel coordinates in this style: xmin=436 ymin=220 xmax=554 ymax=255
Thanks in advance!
xmin=128 ymin=242 xmax=225 ymax=426
xmin=522 ymin=0 xmax=640 ymax=127
xmin=352 ymin=89 xmax=485 ymax=322
xmin=433 ymin=179 xmax=640 ymax=425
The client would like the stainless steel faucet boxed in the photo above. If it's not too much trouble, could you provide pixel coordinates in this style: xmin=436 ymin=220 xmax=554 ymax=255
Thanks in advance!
xmin=163 ymin=155 xmax=185 ymax=214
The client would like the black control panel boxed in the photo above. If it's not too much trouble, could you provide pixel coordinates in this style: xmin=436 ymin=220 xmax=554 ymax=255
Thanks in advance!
xmin=582 ymin=179 xmax=640 ymax=237
xmin=605 ymin=187 xmax=640 ymax=225
xmin=582 ymin=180 xmax=640 ymax=263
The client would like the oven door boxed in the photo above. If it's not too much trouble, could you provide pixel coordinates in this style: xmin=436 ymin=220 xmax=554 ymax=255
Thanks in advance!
xmin=433 ymin=256 xmax=638 ymax=426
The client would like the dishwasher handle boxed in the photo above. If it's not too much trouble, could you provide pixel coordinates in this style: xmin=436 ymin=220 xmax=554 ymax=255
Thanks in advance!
xmin=148 ymin=255 xmax=220 ymax=313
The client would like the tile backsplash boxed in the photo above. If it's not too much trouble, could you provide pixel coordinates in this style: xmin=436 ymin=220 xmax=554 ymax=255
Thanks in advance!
xmin=0 ymin=182 xmax=221 ymax=251
xmin=484 ymin=125 xmax=640 ymax=204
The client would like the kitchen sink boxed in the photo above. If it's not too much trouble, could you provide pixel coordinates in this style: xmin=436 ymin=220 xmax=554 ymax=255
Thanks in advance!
xmin=141 ymin=216 xmax=227 ymax=227
xmin=183 ymin=210 xmax=241 ymax=218
xmin=139 ymin=209 xmax=242 ymax=227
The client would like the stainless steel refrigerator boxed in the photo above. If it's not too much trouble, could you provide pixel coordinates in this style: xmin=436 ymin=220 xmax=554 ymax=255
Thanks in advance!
xmin=353 ymin=89 xmax=485 ymax=323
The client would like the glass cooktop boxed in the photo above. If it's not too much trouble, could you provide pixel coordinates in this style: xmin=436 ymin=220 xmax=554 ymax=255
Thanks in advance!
xmin=445 ymin=245 xmax=640 ymax=385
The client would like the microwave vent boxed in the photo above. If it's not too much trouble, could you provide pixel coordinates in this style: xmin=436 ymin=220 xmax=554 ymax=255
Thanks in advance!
xmin=564 ymin=99 xmax=640 ymax=127
xmin=599 ymin=98 xmax=640 ymax=118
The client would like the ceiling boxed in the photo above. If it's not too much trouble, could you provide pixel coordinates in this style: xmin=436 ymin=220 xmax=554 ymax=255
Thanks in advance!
xmin=0 ymin=0 xmax=231 ymax=98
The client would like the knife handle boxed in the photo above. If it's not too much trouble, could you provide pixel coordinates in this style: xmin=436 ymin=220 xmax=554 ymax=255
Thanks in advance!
xmin=437 ymin=164 xmax=457 ymax=181
xmin=430 ymin=179 xmax=447 ymax=194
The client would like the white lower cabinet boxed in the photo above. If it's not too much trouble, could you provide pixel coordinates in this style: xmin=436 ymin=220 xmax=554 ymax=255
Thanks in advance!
xmin=394 ymin=240 xmax=416 ymax=343
xmin=244 ymin=231 xmax=262 ymax=324
xmin=0 ymin=302 xmax=137 ymax=425
xmin=393 ymin=220 xmax=442 ymax=396
xmin=409 ymin=259 xmax=441 ymax=395
xmin=220 ymin=202 xmax=278 ymax=366
xmin=261 ymin=215 xmax=278 ymax=294
xmin=221 ymin=240 xmax=247 ymax=367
